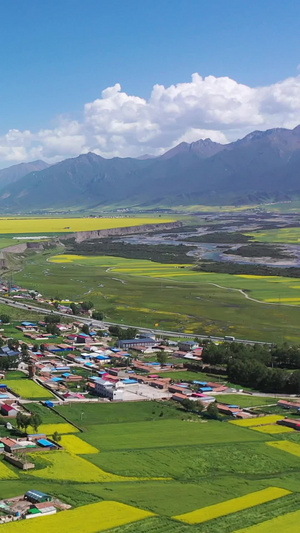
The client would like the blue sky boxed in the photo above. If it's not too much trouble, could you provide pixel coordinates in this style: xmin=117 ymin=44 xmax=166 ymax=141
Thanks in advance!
xmin=0 ymin=0 xmax=300 ymax=164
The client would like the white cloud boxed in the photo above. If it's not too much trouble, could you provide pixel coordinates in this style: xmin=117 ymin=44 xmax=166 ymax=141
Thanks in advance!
xmin=1 ymin=73 xmax=300 ymax=166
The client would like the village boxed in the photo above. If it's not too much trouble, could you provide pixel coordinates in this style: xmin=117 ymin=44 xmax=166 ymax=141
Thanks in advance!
xmin=0 ymin=283 xmax=300 ymax=524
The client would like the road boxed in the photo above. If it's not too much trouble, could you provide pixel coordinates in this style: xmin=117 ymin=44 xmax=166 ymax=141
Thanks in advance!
xmin=0 ymin=296 xmax=271 ymax=345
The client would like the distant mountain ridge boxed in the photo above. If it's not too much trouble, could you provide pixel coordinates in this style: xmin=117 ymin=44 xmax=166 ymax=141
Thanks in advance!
xmin=0 ymin=160 xmax=50 ymax=190
xmin=1 ymin=126 xmax=300 ymax=210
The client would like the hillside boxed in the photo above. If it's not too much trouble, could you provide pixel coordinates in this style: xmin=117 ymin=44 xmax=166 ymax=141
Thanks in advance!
xmin=0 ymin=160 xmax=50 ymax=189
xmin=0 ymin=126 xmax=300 ymax=210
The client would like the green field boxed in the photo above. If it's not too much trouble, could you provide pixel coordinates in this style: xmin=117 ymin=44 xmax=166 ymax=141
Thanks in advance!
xmin=0 ymin=400 xmax=299 ymax=532
xmin=80 ymin=419 xmax=268 ymax=451
xmin=215 ymin=395 xmax=278 ymax=408
xmin=54 ymin=401 xmax=185 ymax=430
xmin=248 ymin=227 xmax=300 ymax=244
xmin=10 ymin=251 xmax=300 ymax=343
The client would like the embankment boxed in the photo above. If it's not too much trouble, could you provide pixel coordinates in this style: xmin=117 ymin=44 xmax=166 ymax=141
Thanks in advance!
xmin=60 ymin=221 xmax=182 ymax=243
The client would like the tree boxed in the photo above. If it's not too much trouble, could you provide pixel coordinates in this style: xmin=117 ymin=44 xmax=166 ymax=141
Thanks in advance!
xmin=206 ymin=402 xmax=219 ymax=420
xmin=16 ymin=412 xmax=31 ymax=431
xmin=7 ymin=338 xmax=19 ymax=351
xmin=157 ymin=352 xmax=167 ymax=366
xmin=44 ymin=314 xmax=60 ymax=324
xmin=181 ymin=398 xmax=195 ymax=412
xmin=0 ymin=356 xmax=18 ymax=371
xmin=52 ymin=431 xmax=61 ymax=443
xmin=30 ymin=413 xmax=42 ymax=432
xmin=0 ymin=314 xmax=10 ymax=324
xmin=70 ymin=303 xmax=80 ymax=315
xmin=82 ymin=324 xmax=90 ymax=335
xmin=81 ymin=301 xmax=94 ymax=311
xmin=16 ymin=411 xmax=25 ymax=430
xmin=21 ymin=343 xmax=29 ymax=355
xmin=46 ymin=323 xmax=59 ymax=335
xmin=195 ymin=400 xmax=205 ymax=414
xmin=92 ymin=311 xmax=104 ymax=320
xmin=40 ymin=344 xmax=45 ymax=353
xmin=126 ymin=328 xmax=138 ymax=339
xmin=32 ymin=343 xmax=39 ymax=352
xmin=109 ymin=325 xmax=122 ymax=337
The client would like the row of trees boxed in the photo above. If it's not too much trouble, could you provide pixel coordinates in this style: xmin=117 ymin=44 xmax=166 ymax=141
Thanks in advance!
xmin=108 ymin=326 xmax=138 ymax=340
xmin=196 ymin=341 xmax=300 ymax=394
xmin=227 ymin=359 xmax=300 ymax=394
xmin=202 ymin=341 xmax=300 ymax=370
xmin=181 ymin=398 xmax=220 ymax=419
xmin=16 ymin=412 xmax=42 ymax=432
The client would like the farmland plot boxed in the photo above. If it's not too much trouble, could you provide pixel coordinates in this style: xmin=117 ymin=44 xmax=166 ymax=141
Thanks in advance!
xmin=174 ymin=487 xmax=290 ymax=524
xmin=0 ymin=501 xmax=154 ymax=533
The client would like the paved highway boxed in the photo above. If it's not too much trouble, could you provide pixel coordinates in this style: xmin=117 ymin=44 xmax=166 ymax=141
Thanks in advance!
xmin=0 ymin=296 xmax=271 ymax=345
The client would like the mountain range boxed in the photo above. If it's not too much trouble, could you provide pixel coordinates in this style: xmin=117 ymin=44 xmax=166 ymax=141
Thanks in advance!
xmin=1 ymin=126 xmax=300 ymax=211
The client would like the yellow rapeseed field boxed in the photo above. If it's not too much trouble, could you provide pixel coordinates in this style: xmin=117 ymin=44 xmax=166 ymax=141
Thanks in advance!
xmin=61 ymin=434 xmax=99 ymax=454
xmin=0 ymin=500 xmax=154 ymax=533
xmin=267 ymin=440 xmax=300 ymax=457
xmin=264 ymin=298 xmax=300 ymax=303
xmin=174 ymin=487 xmax=291 ymax=524
xmin=230 ymin=415 xmax=283 ymax=427
xmin=28 ymin=423 xmax=78 ymax=435
xmin=251 ymin=424 xmax=295 ymax=434
xmin=0 ymin=216 xmax=173 ymax=234
xmin=234 ymin=509 xmax=300 ymax=533
xmin=0 ymin=459 xmax=19 ymax=479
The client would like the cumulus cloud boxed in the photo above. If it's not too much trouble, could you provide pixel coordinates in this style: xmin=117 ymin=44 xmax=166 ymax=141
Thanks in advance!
xmin=1 ymin=73 xmax=300 ymax=165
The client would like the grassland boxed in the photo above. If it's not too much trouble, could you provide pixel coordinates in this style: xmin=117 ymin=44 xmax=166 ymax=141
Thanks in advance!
xmin=0 ymin=216 xmax=173 ymax=235
xmin=79 ymin=419 xmax=268 ymax=451
xmin=48 ymin=254 xmax=300 ymax=305
xmin=213 ymin=395 xmax=278 ymax=408
xmin=248 ymin=227 xmax=300 ymax=244
xmin=12 ymin=251 xmax=300 ymax=342
xmin=54 ymin=401 xmax=185 ymax=429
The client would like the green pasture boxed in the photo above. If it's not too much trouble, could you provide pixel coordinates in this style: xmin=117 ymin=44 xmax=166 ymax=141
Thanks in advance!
xmin=215 ymin=395 xmax=278 ymax=408
xmin=10 ymin=250 xmax=300 ymax=342
xmin=79 ymin=419 xmax=268 ymax=451
xmin=54 ymin=401 xmax=185 ymax=429
xmin=3 ymin=371 xmax=26 ymax=380
xmin=248 ymin=227 xmax=300 ymax=244
xmin=86 ymin=440 xmax=300 ymax=480
xmin=26 ymin=403 xmax=64 ymax=423
xmin=0 ymin=304 xmax=42 ymax=322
